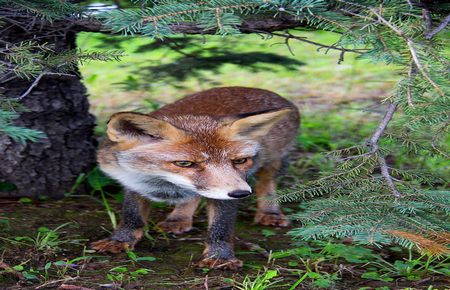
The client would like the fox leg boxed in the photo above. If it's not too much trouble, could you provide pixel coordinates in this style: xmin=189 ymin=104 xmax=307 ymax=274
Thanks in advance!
xmin=157 ymin=196 xmax=201 ymax=234
xmin=91 ymin=190 xmax=150 ymax=253
xmin=254 ymin=162 xmax=290 ymax=227
xmin=198 ymin=199 xmax=242 ymax=270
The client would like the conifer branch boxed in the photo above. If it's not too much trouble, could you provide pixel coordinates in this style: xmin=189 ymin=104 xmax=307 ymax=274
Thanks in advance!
xmin=76 ymin=16 xmax=306 ymax=35
xmin=425 ymin=13 xmax=450 ymax=39
xmin=369 ymin=103 xmax=397 ymax=153
xmin=10 ymin=72 xmax=75 ymax=101
xmin=422 ymin=8 xmax=433 ymax=32
xmin=140 ymin=4 xmax=259 ymax=23
xmin=368 ymin=103 xmax=401 ymax=198
xmin=367 ymin=7 xmax=445 ymax=97
xmin=407 ymin=61 xmax=416 ymax=107
xmin=258 ymin=31 xmax=367 ymax=56
xmin=405 ymin=39 xmax=444 ymax=97
xmin=378 ymin=154 xmax=401 ymax=198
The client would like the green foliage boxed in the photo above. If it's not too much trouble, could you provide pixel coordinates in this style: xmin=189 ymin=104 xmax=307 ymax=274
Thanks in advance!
xmin=107 ymin=265 xmax=152 ymax=283
xmin=231 ymin=269 xmax=281 ymax=290
xmin=87 ymin=167 xmax=119 ymax=229
xmin=1 ymin=222 xmax=86 ymax=253
xmin=0 ymin=108 xmax=46 ymax=144
xmin=0 ymin=0 xmax=82 ymax=21
xmin=106 ymin=251 xmax=155 ymax=283
xmin=271 ymin=241 xmax=449 ymax=288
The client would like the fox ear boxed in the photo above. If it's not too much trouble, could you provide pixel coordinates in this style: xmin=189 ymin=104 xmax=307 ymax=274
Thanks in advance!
xmin=224 ymin=108 xmax=292 ymax=140
xmin=107 ymin=112 xmax=184 ymax=143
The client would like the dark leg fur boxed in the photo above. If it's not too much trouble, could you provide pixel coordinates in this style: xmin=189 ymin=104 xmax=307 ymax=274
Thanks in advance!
xmin=198 ymin=199 xmax=243 ymax=270
xmin=254 ymin=160 xmax=290 ymax=227
xmin=91 ymin=190 xmax=150 ymax=253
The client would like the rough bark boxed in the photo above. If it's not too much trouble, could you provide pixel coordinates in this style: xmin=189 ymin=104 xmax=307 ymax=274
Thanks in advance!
xmin=0 ymin=29 xmax=97 ymax=199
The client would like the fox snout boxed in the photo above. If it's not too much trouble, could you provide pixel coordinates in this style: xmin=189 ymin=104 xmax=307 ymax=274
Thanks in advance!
xmin=196 ymin=177 xmax=253 ymax=200
xmin=228 ymin=190 xmax=252 ymax=198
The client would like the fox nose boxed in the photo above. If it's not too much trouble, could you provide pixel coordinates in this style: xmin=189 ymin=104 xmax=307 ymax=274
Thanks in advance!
xmin=228 ymin=190 xmax=251 ymax=198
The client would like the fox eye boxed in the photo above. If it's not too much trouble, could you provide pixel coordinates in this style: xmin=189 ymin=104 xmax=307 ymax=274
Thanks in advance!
xmin=232 ymin=158 xmax=248 ymax=165
xmin=173 ymin=161 xmax=195 ymax=167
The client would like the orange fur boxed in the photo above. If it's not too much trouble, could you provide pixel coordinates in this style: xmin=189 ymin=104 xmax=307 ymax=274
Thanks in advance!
xmin=94 ymin=87 xmax=300 ymax=269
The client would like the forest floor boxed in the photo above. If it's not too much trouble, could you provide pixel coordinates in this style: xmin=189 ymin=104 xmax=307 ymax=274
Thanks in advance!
xmin=1 ymin=31 xmax=449 ymax=289
xmin=1 ymin=191 xmax=449 ymax=289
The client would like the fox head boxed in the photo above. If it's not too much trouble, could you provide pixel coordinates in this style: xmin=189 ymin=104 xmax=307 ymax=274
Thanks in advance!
xmin=103 ymin=109 xmax=291 ymax=200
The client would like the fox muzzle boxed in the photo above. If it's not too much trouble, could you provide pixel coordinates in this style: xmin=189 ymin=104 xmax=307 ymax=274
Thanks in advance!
xmin=227 ymin=190 xmax=251 ymax=198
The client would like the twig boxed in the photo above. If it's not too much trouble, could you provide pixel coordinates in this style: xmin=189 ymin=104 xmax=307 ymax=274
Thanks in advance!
xmin=422 ymin=8 xmax=433 ymax=32
xmin=368 ymin=103 xmax=397 ymax=153
xmin=407 ymin=61 xmax=416 ymax=107
xmin=378 ymin=154 xmax=401 ymax=198
xmin=35 ymin=277 xmax=78 ymax=289
xmin=368 ymin=103 xmax=401 ymax=198
xmin=57 ymin=284 xmax=93 ymax=290
xmin=367 ymin=7 xmax=445 ymax=97
xmin=255 ymin=30 xmax=366 ymax=61
xmin=331 ymin=103 xmax=401 ymax=196
xmin=10 ymin=72 xmax=75 ymax=101
xmin=425 ymin=13 xmax=450 ymax=39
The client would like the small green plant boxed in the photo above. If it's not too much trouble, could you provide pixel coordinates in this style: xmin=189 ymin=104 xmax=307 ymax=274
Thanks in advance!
xmin=126 ymin=250 xmax=157 ymax=264
xmin=272 ymin=242 xmax=449 ymax=288
xmin=87 ymin=167 xmax=119 ymax=229
xmin=107 ymin=265 xmax=152 ymax=283
xmin=18 ymin=197 xmax=33 ymax=205
xmin=272 ymin=241 xmax=380 ymax=265
xmin=304 ymin=270 xmax=339 ymax=289
xmin=50 ymin=256 xmax=93 ymax=279
xmin=363 ymin=250 xmax=450 ymax=283
xmin=2 ymin=222 xmax=85 ymax=253
xmin=232 ymin=269 xmax=281 ymax=290
xmin=7 ymin=255 xmax=96 ymax=283
xmin=11 ymin=264 xmax=40 ymax=281
xmin=104 ymin=250 xmax=156 ymax=284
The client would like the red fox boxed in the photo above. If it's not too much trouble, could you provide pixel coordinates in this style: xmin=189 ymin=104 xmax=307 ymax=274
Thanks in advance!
xmin=92 ymin=87 xmax=300 ymax=270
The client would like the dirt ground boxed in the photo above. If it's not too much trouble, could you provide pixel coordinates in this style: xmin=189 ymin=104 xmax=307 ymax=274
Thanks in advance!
xmin=0 ymin=197 xmax=297 ymax=289
xmin=1 ymin=196 xmax=449 ymax=289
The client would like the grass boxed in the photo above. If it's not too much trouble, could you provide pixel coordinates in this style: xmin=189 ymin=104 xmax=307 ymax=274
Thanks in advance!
xmin=0 ymin=31 xmax=448 ymax=288
xmin=76 ymin=30 xmax=399 ymax=125
xmin=0 ymin=222 xmax=85 ymax=253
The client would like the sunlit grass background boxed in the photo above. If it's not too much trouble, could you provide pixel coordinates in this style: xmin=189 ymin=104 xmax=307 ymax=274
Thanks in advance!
xmin=77 ymin=30 xmax=399 ymax=117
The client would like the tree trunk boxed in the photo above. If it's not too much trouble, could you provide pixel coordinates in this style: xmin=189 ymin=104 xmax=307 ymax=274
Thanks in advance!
xmin=0 ymin=30 xmax=97 ymax=199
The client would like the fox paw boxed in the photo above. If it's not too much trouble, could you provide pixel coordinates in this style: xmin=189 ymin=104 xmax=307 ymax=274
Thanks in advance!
xmin=91 ymin=239 xmax=132 ymax=254
xmin=197 ymin=257 xmax=243 ymax=270
xmin=255 ymin=212 xmax=290 ymax=227
xmin=157 ymin=219 xmax=193 ymax=234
